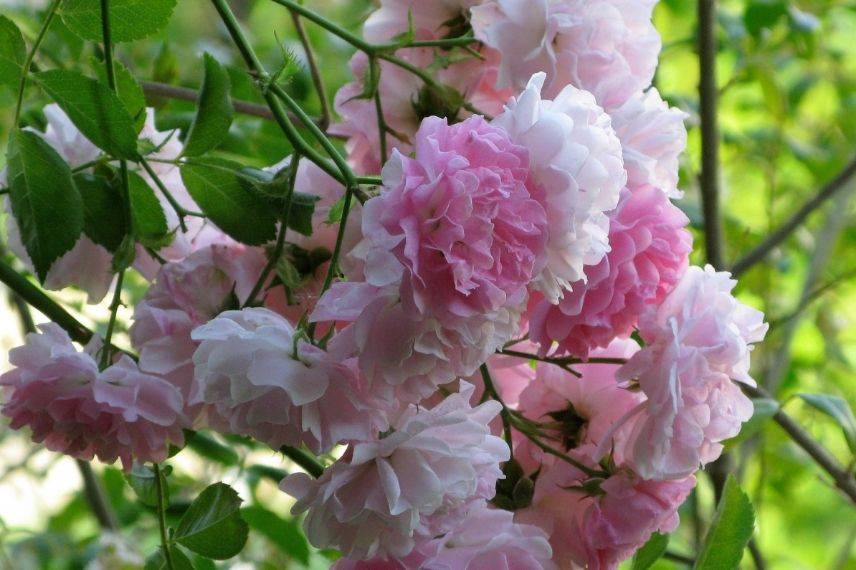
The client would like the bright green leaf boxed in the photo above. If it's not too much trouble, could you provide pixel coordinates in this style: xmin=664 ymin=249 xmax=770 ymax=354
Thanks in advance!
xmin=60 ymin=0 xmax=178 ymax=43
xmin=173 ymin=483 xmax=248 ymax=560
xmin=183 ymin=54 xmax=233 ymax=157
xmin=326 ymin=195 xmax=345 ymax=225
xmin=694 ymin=476 xmax=755 ymax=570
xmin=185 ymin=431 xmax=240 ymax=466
xmin=75 ymin=172 xmax=126 ymax=252
xmin=6 ymin=130 xmax=84 ymax=282
xmin=34 ymin=70 xmax=138 ymax=159
xmin=127 ymin=170 xmax=170 ymax=249
xmin=181 ymin=159 xmax=277 ymax=245
xmin=796 ymin=393 xmax=856 ymax=453
xmin=241 ymin=505 xmax=310 ymax=565
xmin=632 ymin=532 xmax=669 ymax=570
xmin=95 ymin=59 xmax=147 ymax=133
xmin=0 ymin=16 xmax=26 ymax=89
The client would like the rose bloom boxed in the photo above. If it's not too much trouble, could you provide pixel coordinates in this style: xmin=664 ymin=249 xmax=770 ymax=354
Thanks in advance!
xmin=281 ymin=384 xmax=509 ymax=560
xmin=190 ymin=307 xmax=387 ymax=453
xmin=314 ymin=114 xmax=547 ymax=402
xmin=528 ymin=184 xmax=692 ymax=359
xmin=520 ymin=458 xmax=695 ymax=569
xmin=130 ymin=242 xmax=266 ymax=422
xmin=1 ymin=324 xmax=184 ymax=470
xmin=472 ymin=0 xmax=661 ymax=108
xmin=618 ymin=265 xmax=768 ymax=479
xmin=492 ymin=73 xmax=625 ymax=302
xmin=333 ymin=500 xmax=555 ymax=569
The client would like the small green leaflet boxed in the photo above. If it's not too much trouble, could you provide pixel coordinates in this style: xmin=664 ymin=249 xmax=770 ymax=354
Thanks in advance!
xmin=796 ymin=393 xmax=856 ymax=453
xmin=34 ymin=70 xmax=139 ymax=159
xmin=631 ymin=533 xmax=669 ymax=570
xmin=183 ymin=54 xmax=234 ymax=157
xmin=94 ymin=59 xmax=147 ymax=133
xmin=181 ymin=158 xmax=277 ymax=246
xmin=6 ymin=130 xmax=84 ymax=282
xmin=76 ymin=172 xmax=125 ymax=252
xmin=127 ymin=170 xmax=171 ymax=249
xmin=60 ymin=0 xmax=178 ymax=43
xmin=0 ymin=16 xmax=26 ymax=89
xmin=125 ymin=464 xmax=169 ymax=508
xmin=694 ymin=476 xmax=755 ymax=570
xmin=172 ymin=482 xmax=248 ymax=560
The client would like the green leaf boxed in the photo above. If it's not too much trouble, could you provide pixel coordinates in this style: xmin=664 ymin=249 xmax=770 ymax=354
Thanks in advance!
xmin=144 ymin=545 xmax=194 ymax=570
xmin=125 ymin=464 xmax=167 ymax=508
xmin=173 ymin=483 xmax=248 ymax=560
xmin=180 ymin=159 xmax=277 ymax=246
xmin=60 ymin=0 xmax=178 ymax=42
xmin=126 ymin=170 xmax=170 ymax=249
xmin=288 ymin=192 xmax=319 ymax=237
xmin=632 ymin=533 xmax=669 ymax=570
xmin=183 ymin=54 xmax=233 ymax=157
xmin=0 ymin=16 xmax=26 ymax=89
xmin=185 ymin=431 xmax=240 ymax=466
xmin=34 ymin=70 xmax=138 ymax=159
xmin=75 ymin=173 xmax=126 ymax=252
xmin=6 ymin=130 xmax=84 ymax=282
xmin=694 ymin=476 xmax=755 ymax=570
xmin=796 ymin=393 xmax=856 ymax=453
xmin=326 ymin=195 xmax=346 ymax=225
xmin=241 ymin=505 xmax=310 ymax=565
xmin=95 ymin=59 xmax=147 ymax=133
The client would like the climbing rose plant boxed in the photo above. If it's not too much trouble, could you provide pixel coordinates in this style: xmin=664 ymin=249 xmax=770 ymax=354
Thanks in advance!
xmin=0 ymin=0 xmax=784 ymax=568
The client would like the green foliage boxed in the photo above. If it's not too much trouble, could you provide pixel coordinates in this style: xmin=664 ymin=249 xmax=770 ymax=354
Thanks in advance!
xmin=145 ymin=545 xmax=194 ymax=570
xmin=60 ymin=0 xmax=178 ymax=43
xmin=185 ymin=431 xmax=240 ymax=467
xmin=694 ymin=477 xmax=755 ymax=570
xmin=94 ymin=59 xmax=147 ymax=132
xmin=631 ymin=532 xmax=669 ymax=570
xmin=76 ymin=172 xmax=125 ymax=252
xmin=181 ymin=158 xmax=277 ymax=245
xmin=0 ymin=16 xmax=26 ymax=89
xmin=241 ymin=504 xmax=311 ymax=565
xmin=183 ymin=54 xmax=233 ymax=157
xmin=34 ymin=70 xmax=139 ymax=159
xmin=126 ymin=464 xmax=169 ymax=508
xmin=796 ymin=393 xmax=856 ymax=453
xmin=127 ymin=170 xmax=170 ymax=249
xmin=173 ymin=483 xmax=249 ymax=560
xmin=5 ymin=130 xmax=83 ymax=282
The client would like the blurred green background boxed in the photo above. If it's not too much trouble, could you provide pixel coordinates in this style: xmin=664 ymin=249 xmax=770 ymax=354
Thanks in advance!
xmin=0 ymin=0 xmax=854 ymax=568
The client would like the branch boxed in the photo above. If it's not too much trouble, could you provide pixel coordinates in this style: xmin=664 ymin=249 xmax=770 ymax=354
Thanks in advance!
xmin=0 ymin=258 xmax=93 ymax=344
xmin=280 ymin=446 xmax=324 ymax=478
xmin=288 ymin=8 xmax=331 ymax=130
xmin=743 ymin=384 xmax=856 ymax=504
xmin=76 ymin=459 xmax=120 ymax=530
xmin=698 ymin=0 xmax=725 ymax=270
xmin=140 ymin=80 xmax=345 ymax=139
xmin=731 ymin=154 xmax=856 ymax=277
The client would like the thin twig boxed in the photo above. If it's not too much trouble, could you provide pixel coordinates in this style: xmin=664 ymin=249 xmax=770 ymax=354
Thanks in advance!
xmin=731 ymin=154 xmax=856 ymax=276
xmin=480 ymin=364 xmax=513 ymax=455
xmin=153 ymin=463 xmax=175 ymax=570
xmin=698 ymin=0 xmax=725 ymax=270
xmin=76 ymin=460 xmax=120 ymax=531
xmin=280 ymin=446 xmax=324 ymax=478
xmin=14 ymin=0 xmax=63 ymax=125
xmin=288 ymin=9 xmax=331 ymax=130
xmin=743 ymin=384 xmax=856 ymax=504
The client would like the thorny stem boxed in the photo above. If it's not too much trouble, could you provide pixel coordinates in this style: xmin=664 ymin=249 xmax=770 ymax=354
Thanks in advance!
xmin=153 ymin=463 xmax=176 ymax=570
xmin=14 ymin=0 xmax=63 ymax=126
xmin=287 ymin=5 xmax=332 ymax=130
xmin=99 ymin=0 xmax=130 ymax=371
xmin=480 ymin=364 xmax=513 ymax=456
xmin=138 ymin=157 xmax=202 ymax=231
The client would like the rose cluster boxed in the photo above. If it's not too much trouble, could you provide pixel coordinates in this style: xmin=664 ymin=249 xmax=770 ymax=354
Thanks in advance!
xmin=0 ymin=1 xmax=768 ymax=568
